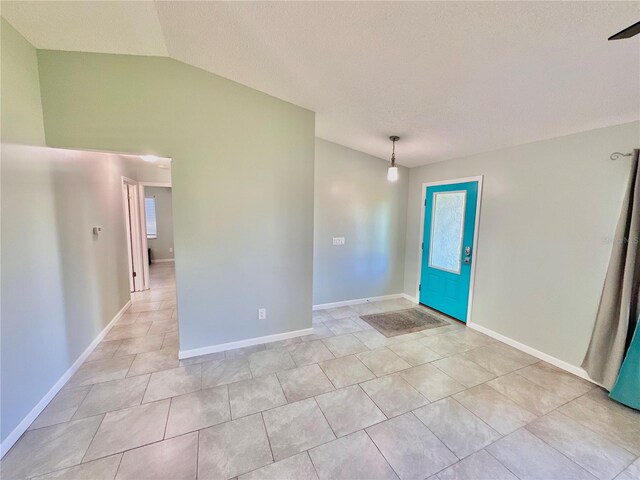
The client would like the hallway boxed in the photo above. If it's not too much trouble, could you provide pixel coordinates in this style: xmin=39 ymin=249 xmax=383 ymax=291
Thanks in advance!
xmin=2 ymin=264 xmax=640 ymax=479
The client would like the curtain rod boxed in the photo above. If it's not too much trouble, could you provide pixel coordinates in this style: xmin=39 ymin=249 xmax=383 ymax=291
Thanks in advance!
xmin=610 ymin=152 xmax=633 ymax=161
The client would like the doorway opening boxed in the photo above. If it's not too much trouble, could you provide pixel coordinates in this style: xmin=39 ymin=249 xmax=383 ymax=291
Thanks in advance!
xmin=140 ymin=182 xmax=175 ymax=291
xmin=120 ymin=155 xmax=173 ymax=294
xmin=121 ymin=155 xmax=178 ymax=352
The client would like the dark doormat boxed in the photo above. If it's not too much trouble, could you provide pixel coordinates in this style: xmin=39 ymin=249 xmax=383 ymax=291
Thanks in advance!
xmin=360 ymin=308 xmax=448 ymax=337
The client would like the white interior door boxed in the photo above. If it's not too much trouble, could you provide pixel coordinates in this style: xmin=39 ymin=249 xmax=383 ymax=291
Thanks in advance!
xmin=122 ymin=178 xmax=146 ymax=292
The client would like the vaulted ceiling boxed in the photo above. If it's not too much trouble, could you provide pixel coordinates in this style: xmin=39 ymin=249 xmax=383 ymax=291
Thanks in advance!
xmin=3 ymin=1 xmax=639 ymax=166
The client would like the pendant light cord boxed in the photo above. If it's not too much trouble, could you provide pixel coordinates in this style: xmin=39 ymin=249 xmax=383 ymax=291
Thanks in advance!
xmin=391 ymin=139 xmax=396 ymax=167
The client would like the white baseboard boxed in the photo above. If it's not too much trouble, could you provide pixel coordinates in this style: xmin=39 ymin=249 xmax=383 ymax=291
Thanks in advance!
xmin=313 ymin=293 xmax=407 ymax=311
xmin=151 ymin=259 xmax=174 ymax=264
xmin=466 ymin=320 xmax=596 ymax=384
xmin=0 ymin=300 xmax=132 ymax=459
xmin=395 ymin=293 xmax=594 ymax=384
xmin=314 ymin=291 xmax=595 ymax=386
xmin=179 ymin=327 xmax=314 ymax=360
xmin=401 ymin=294 xmax=419 ymax=304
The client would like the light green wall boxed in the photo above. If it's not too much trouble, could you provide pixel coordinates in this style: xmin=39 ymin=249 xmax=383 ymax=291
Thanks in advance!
xmin=0 ymin=17 xmax=45 ymax=145
xmin=0 ymin=25 xmax=172 ymax=443
xmin=146 ymin=186 xmax=175 ymax=261
xmin=1 ymin=144 xmax=138 ymax=443
xmin=36 ymin=50 xmax=316 ymax=351
xmin=314 ymin=138 xmax=408 ymax=304
xmin=405 ymin=121 xmax=640 ymax=367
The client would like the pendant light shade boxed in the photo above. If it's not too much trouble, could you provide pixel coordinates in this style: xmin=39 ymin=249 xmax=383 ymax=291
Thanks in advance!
xmin=388 ymin=136 xmax=400 ymax=182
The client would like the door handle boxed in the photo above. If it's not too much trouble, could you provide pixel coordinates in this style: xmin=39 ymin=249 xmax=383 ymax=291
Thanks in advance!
xmin=464 ymin=246 xmax=472 ymax=264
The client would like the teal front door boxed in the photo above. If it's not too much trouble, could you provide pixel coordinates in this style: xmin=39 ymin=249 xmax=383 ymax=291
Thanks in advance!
xmin=419 ymin=181 xmax=478 ymax=322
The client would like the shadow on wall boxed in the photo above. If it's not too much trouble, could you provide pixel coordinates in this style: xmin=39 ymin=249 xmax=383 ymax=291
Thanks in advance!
xmin=312 ymin=138 xmax=409 ymax=306
xmin=352 ymin=202 xmax=393 ymax=279
xmin=1 ymin=144 xmax=136 ymax=443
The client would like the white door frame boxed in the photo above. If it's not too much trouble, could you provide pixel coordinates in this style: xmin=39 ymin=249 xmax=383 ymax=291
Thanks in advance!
xmin=139 ymin=181 xmax=172 ymax=285
xmin=122 ymin=177 xmax=146 ymax=292
xmin=416 ymin=176 xmax=484 ymax=324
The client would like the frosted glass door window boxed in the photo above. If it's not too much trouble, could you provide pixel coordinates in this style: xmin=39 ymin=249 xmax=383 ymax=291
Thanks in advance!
xmin=429 ymin=191 xmax=466 ymax=273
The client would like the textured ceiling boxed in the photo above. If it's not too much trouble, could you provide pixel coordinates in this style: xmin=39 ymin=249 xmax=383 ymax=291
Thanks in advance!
xmin=3 ymin=1 xmax=639 ymax=167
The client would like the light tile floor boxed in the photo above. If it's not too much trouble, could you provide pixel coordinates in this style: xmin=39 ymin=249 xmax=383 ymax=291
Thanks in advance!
xmin=2 ymin=263 xmax=640 ymax=479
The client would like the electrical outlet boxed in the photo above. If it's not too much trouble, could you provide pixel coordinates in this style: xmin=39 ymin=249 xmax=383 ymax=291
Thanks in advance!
xmin=169 ymin=247 xmax=173 ymax=253
xmin=332 ymin=237 xmax=345 ymax=246
xmin=258 ymin=308 xmax=267 ymax=320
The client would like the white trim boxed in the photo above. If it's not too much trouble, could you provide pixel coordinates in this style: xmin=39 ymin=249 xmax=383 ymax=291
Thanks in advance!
xmin=0 ymin=300 xmax=132 ymax=458
xmin=140 ymin=182 xmax=172 ymax=188
xmin=179 ymin=327 xmax=314 ymax=360
xmin=398 ymin=291 xmax=596 ymax=385
xmin=401 ymin=293 xmax=419 ymax=304
xmin=312 ymin=293 xmax=406 ymax=311
xmin=122 ymin=177 xmax=146 ymax=292
xmin=401 ymin=292 xmax=596 ymax=385
xmin=122 ymin=178 xmax=136 ymax=292
xmin=139 ymin=186 xmax=150 ymax=288
xmin=416 ymin=176 xmax=484 ymax=324
xmin=340 ymin=290 xmax=596 ymax=385
xmin=152 ymin=259 xmax=175 ymax=264
xmin=466 ymin=320 xmax=597 ymax=384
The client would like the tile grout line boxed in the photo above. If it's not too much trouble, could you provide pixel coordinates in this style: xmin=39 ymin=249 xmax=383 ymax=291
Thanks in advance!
xmin=525 ymin=387 xmax=639 ymax=473
xmin=225 ymin=383 xmax=232 ymax=426
xmin=316 ymin=361 xmax=339 ymax=390
xmin=440 ymin=376 xmax=626 ymax=479
xmin=305 ymin=450 xmax=322 ymax=480
xmin=113 ymin=452 xmax=125 ymax=480
xmin=410 ymin=409 xmax=461 ymax=466
xmin=273 ymin=369 xmax=295 ymax=405
xmin=362 ymin=427 xmax=403 ymax=479
xmin=482 ymin=446 xmax=524 ymax=480
xmin=162 ymin=397 xmax=172 ymax=440
xmin=481 ymin=364 xmax=586 ymax=419
xmin=519 ymin=423 xmax=612 ymax=479
xmin=312 ymin=397 xmax=338 ymax=440
xmin=77 ymin=402 xmax=175 ymax=466
xmin=195 ymin=430 xmax=200 ymax=480
xmin=411 ymin=397 xmax=499 ymax=464
xmin=8 ymin=289 xmax=637 ymax=480
xmin=139 ymin=370 xmax=154 ymax=406
xmin=260 ymin=411 xmax=276 ymax=466
xmin=356 ymin=381 xmax=393 ymax=421
xmin=79 ymin=413 xmax=107 ymax=465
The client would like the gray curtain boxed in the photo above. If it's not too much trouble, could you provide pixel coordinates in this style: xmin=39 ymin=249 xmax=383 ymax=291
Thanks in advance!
xmin=583 ymin=149 xmax=640 ymax=390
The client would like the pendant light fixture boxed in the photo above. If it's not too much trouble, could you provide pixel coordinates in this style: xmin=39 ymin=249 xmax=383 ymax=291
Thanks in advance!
xmin=387 ymin=136 xmax=400 ymax=182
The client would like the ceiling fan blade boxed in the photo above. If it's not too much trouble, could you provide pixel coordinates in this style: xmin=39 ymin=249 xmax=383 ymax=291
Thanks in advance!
xmin=608 ymin=20 xmax=640 ymax=40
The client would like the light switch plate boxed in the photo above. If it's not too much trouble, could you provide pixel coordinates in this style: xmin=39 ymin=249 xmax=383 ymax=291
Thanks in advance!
xmin=332 ymin=237 xmax=345 ymax=246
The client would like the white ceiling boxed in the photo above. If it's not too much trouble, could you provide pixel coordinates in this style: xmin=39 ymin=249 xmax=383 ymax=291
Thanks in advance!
xmin=3 ymin=1 xmax=639 ymax=167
